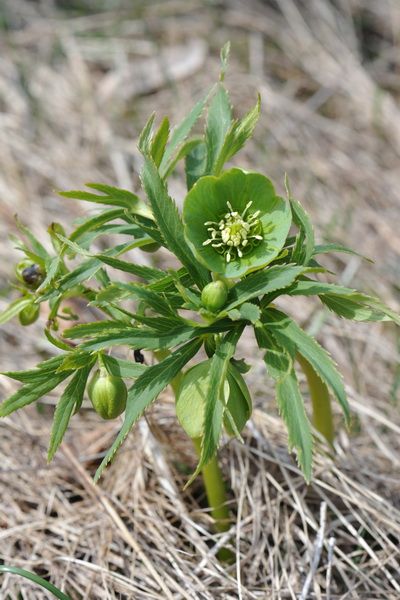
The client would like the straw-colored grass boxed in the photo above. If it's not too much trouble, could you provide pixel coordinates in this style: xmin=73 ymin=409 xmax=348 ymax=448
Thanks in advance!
xmin=0 ymin=1 xmax=399 ymax=598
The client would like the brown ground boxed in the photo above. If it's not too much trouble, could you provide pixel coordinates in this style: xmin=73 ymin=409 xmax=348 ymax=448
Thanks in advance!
xmin=0 ymin=1 xmax=400 ymax=598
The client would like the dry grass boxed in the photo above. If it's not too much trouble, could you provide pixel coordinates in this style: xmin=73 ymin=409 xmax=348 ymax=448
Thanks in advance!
xmin=0 ymin=0 xmax=399 ymax=598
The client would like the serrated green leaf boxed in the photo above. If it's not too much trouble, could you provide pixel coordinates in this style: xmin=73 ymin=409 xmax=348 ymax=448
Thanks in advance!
xmin=98 ymin=281 xmax=177 ymax=317
xmin=63 ymin=320 xmax=132 ymax=340
xmin=127 ymin=214 xmax=165 ymax=247
xmin=36 ymin=255 xmax=63 ymax=293
xmin=77 ymin=326 xmax=195 ymax=352
xmin=205 ymin=83 xmax=232 ymax=175
xmin=185 ymin=141 xmax=207 ymax=190
xmin=237 ymin=302 xmax=261 ymax=323
xmin=140 ymin=155 xmax=209 ymax=289
xmin=101 ymin=355 xmax=147 ymax=378
xmin=187 ymin=326 xmax=244 ymax=486
xmin=59 ymin=184 xmax=140 ymax=209
xmin=219 ymin=41 xmax=230 ymax=81
xmin=94 ymin=255 xmax=166 ymax=281
xmin=159 ymin=95 xmax=208 ymax=178
xmin=56 ymin=350 xmax=100 ymax=371
xmin=69 ymin=208 xmax=126 ymax=242
xmin=290 ymin=198 xmax=315 ymax=265
xmin=0 ymin=371 xmax=72 ymax=417
xmin=138 ymin=112 xmax=156 ymax=154
xmin=213 ymin=95 xmax=261 ymax=175
xmin=15 ymin=216 xmax=50 ymax=261
xmin=321 ymin=293 xmax=400 ymax=325
xmin=0 ymin=296 xmax=33 ymax=325
xmin=94 ymin=338 xmax=202 ymax=481
xmin=41 ymin=240 xmax=148 ymax=300
xmin=47 ymin=365 xmax=93 ymax=461
xmin=285 ymin=280 xmax=400 ymax=325
xmin=1 ymin=355 xmax=65 ymax=383
xmin=313 ymin=243 xmax=372 ymax=262
xmin=151 ymin=116 xmax=170 ymax=167
xmin=275 ymin=367 xmax=313 ymax=482
xmin=225 ymin=265 xmax=304 ymax=311
xmin=264 ymin=308 xmax=350 ymax=422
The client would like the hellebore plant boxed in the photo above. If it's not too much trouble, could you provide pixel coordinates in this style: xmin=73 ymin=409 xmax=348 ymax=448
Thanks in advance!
xmin=1 ymin=44 xmax=399 ymax=546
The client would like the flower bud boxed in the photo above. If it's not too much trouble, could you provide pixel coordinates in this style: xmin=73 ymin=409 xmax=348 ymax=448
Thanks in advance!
xmin=18 ymin=303 xmax=40 ymax=326
xmin=16 ymin=261 xmax=44 ymax=289
xmin=201 ymin=280 xmax=228 ymax=312
xmin=88 ymin=370 xmax=127 ymax=420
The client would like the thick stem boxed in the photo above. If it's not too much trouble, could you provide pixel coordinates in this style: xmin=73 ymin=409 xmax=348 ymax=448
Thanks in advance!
xmin=192 ymin=437 xmax=234 ymax=562
xmin=296 ymin=354 xmax=334 ymax=445
xmin=192 ymin=438 xmax=231 ymax=532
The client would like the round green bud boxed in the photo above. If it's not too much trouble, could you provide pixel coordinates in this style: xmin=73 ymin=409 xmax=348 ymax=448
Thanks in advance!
xmin=88 ymin=370 xmax=127 ymax=420
xmin=18 ymin=303 xmax=40 ymax=326
xmin=201 ymin=280 xmax=228 ymax=312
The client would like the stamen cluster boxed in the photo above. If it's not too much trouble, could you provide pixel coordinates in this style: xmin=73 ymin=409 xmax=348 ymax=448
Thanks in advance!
xmin=203 ymin=201 xmax=262 ymax=263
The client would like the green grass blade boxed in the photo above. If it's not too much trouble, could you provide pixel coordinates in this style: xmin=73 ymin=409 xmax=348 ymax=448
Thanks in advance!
xmin=0 ymin=565 xmax=71 ymax=600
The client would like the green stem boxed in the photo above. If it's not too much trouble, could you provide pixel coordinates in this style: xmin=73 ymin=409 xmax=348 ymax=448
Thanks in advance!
xmin=192 ymin=437 xmax=234 ymax=562
xmin=296 ymin=353 xmax=334 ymax=445
xmin=192 ymin=438 xmax=231 ymax=532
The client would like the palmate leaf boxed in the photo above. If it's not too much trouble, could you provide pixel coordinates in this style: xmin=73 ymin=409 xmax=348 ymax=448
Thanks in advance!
xmin=264 ymin=308 xmax=350 ymax=423
xmin=47 ymin=364 xmax=93 ymax=461
xmin=140 ymin=155 xmax=210 ymax=289
xmin=186 ymin=325 xmax=244 ymax=487
xmin=94 ymin=338 xmax=202 ymax=481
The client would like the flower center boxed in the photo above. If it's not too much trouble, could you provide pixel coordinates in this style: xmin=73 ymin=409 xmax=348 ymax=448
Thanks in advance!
xmin=203 ymin=201 xmax=263 ymax=263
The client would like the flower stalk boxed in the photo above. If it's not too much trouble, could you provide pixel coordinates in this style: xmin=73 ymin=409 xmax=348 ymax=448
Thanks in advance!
xmin=296 ymin=353 xmax=334 ymax=446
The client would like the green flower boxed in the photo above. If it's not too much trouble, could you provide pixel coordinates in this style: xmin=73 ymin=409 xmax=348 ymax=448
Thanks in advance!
xmin=183 ymin=168 xmax=291 ymax=278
